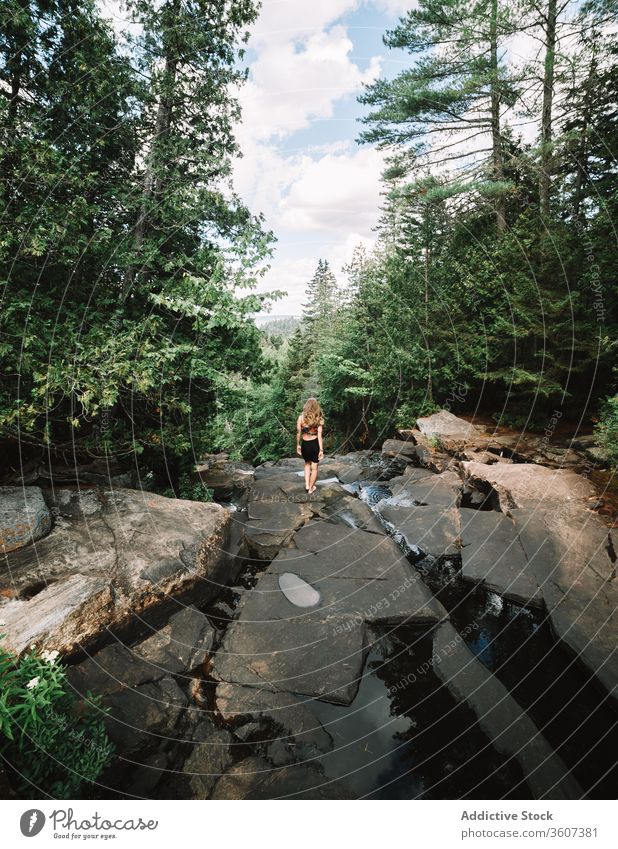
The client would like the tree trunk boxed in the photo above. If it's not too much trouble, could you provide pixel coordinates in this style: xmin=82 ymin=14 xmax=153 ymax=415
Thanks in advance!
xmin=424 ymin=241 xmax=433 ymax=402
xmin=122 ymin=0 xmax=180 ymax=301
xmin=490 ymin=0 xmax=506 ymax=231
xmin=540 ymin=0 xmax=558 ymax=219
xmin=573 ymin=54 xmax=596 ymax=221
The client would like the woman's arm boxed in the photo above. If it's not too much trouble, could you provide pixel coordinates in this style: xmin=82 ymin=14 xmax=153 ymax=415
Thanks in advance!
xmin=317 ymin=424 xmax=324 ymax=459
xmin=296 ymin=416 xmax=302 ymax=455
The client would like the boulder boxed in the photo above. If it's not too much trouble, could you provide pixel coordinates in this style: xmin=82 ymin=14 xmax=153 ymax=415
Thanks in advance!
xmin=180 ymin=723 xmax=236 ymax=799
xmin=0 ymin=486 xmax=51 ymax=553
xmin=416 ymin=411 xmax=487 ymax=446
xmin=0 ymin=489 xmax=231 ymax=656
xmin=379 ymin=503 xmax=460 ymax=560
xmin=462 ymin=462 xmax=594 ymax=510
xmin=193 ymin=457 xmax=255 ymax=500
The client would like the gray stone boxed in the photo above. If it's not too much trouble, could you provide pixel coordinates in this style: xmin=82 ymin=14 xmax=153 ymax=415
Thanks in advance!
xmin=103 ymin=675 xmax=187 ymax=754
xmin=0 ymin=489 xmax=230 ymax=656
xmin=182 ymin=725 xmax=236 ymax=799
xmin=212 ymin=612 xmax=368 ymax=705
xmin=0 ymin=486 xmax=51 ymax=553
xmin=379 ymin=504 xmax=461 ymax=560
xmin=381 ymin=439 xmax=422 ymax=460
xmin=216 ymin=682 xmax=333 ymax=755
xmin=46 ymin=488 xmax=103 ymax=519
xmin=416 ymin=411 xmax=486 ymax=443
xmin=133 ymin=605 xmax=216 ymax=676
xmin=210 ymin=756 xmax=354 ymax=799
xmin=234 ymin=570 xmax=444 ymax=628
xmin=459 ymin=508 xmax=542 ymax=606
xmin=513 ymin=505 xmax=618 ymax=701
xmin=433 ymin=622 xmax=582 ymax=799
xmin=462 ymin=462 xmax=594 ymax=509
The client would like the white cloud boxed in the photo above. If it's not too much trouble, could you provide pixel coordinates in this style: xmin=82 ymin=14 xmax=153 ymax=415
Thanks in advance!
xmin=239 ymin=26 xmax=381 ymax=140
xmin=280 ymin=146 xmax=385 ymax=235
xmin=250 ymin=0 xmax=362 ymax=47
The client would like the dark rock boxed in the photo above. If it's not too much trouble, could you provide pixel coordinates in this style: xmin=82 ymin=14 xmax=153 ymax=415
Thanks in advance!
xmin=103 ymin=676 xmax=187 ymax=754
xmin=459 ymin=508 xmax=542 ymax=606
xmin=216 ymin=683 xmax=333 ymax=756
xmin=379 ymin=503 xmax=460 ymax=560
xmin=212 ymin=612 xmax=368 ymax=705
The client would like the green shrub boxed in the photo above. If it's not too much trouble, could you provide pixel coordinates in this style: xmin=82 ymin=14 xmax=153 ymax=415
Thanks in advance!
xmin=0 ymin=635 xmax=114 ymax=799
xmin=595 ymin=395 xmax=618 ymax=467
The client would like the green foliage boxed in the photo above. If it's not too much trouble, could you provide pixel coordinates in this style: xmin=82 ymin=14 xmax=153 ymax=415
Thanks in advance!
xmin=595 ymin=396 xmax=618 ymax=466
xmin=0 ymin=637 xmax=114 ymax=799
xmin=0 ymin=0 xmax=276 ymax=468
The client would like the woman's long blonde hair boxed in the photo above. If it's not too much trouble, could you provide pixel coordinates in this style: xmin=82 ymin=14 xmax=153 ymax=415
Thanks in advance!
xmin=302 ymin=397 xmax=324 ymax=428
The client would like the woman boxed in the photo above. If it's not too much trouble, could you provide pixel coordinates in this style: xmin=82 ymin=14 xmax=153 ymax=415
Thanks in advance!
xmin=296 ymin=398 xmax=324 ymax=494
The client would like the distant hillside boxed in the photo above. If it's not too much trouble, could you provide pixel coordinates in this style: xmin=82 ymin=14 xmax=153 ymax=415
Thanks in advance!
xmin=257 ymin=316 xmax=301 ymax=338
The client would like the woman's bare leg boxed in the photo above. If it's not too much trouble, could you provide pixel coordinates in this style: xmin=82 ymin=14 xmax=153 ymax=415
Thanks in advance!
xmin=309 ymin=462 xmax=319 ymax=493
xmin=304 ymin=461 xmax=311 ymax=491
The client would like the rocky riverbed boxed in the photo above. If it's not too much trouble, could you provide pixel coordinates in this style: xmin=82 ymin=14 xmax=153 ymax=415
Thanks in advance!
xmin=1 ymin=411 xmax=617 ymax=799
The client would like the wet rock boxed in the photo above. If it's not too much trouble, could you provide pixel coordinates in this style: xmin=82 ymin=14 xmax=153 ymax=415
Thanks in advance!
xmin=459 ymin=508 xmax=542 ymax=606
xmin=0 ymin=486 xmax=51 ymax=553
xmin=103 ymin=676 xmax=187 ymax=754
xmin=0 ymin=489 xmax=230 ymax=656
xmin=129 ymin=750 xmax=169 ymax=798
xmin=212 ymin=612 xmax=368 ymax=705
xmin=211 ymin=756 xmax=354 ymax=799
xmin=317 ymin=487 xmax=385 ymax=534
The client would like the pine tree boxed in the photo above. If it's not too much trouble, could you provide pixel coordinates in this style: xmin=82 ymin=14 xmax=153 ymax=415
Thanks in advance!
xmin=359 ymin=0 xmax=522 ymax=230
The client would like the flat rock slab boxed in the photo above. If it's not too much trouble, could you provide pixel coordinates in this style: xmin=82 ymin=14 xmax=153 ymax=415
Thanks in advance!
xmin=242 ymin=480 xmax=316 ymax=558
xmin=0 ymin=486 xmax=52 ymax=553
xmin=381 ymin=439 xmax=422 ymax=461
xmin=513 ymin=505 xmax=618 ymax=701
xmin=234 ymin=570 xmax=444 ymax=627
xmin=460 ymin=508 xmax=542 ymax=606
xmin=463 ymin=462 xmax=594 ymax=509
xmin=433 ymin=622 xmax=582 ymax=799
xmin=212 ymin=612 xmax=367 ymax=705
xmin=379 ymin=504 xmax=460 ymax=560
xmin=216 ymin=682 xmax=333 ymax=755
xmin=317 ymin=487 xmax=385 ymax=535
xmin=211 ymin=756 xmax=354 ymax=800
xmin=289 ymin=521 xmax=412 ymax=581
xmin=0 ymin=489 xmax=230 ymax=656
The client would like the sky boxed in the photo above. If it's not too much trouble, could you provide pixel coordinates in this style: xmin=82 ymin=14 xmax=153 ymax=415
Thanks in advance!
xmin=232 ymin=0 xmax=413 ymax=317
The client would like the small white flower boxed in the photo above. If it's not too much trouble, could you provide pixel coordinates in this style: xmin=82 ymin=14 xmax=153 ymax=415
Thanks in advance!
xmin=30 ymin=644 xmax=36 ymax=651
xmin=0 ymin=620 xmax=5 ymax=627
xmin=26 ymin=677 xmax=40 ymax=690
xmin=41 ymin=650 xmax=59 ymax=665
